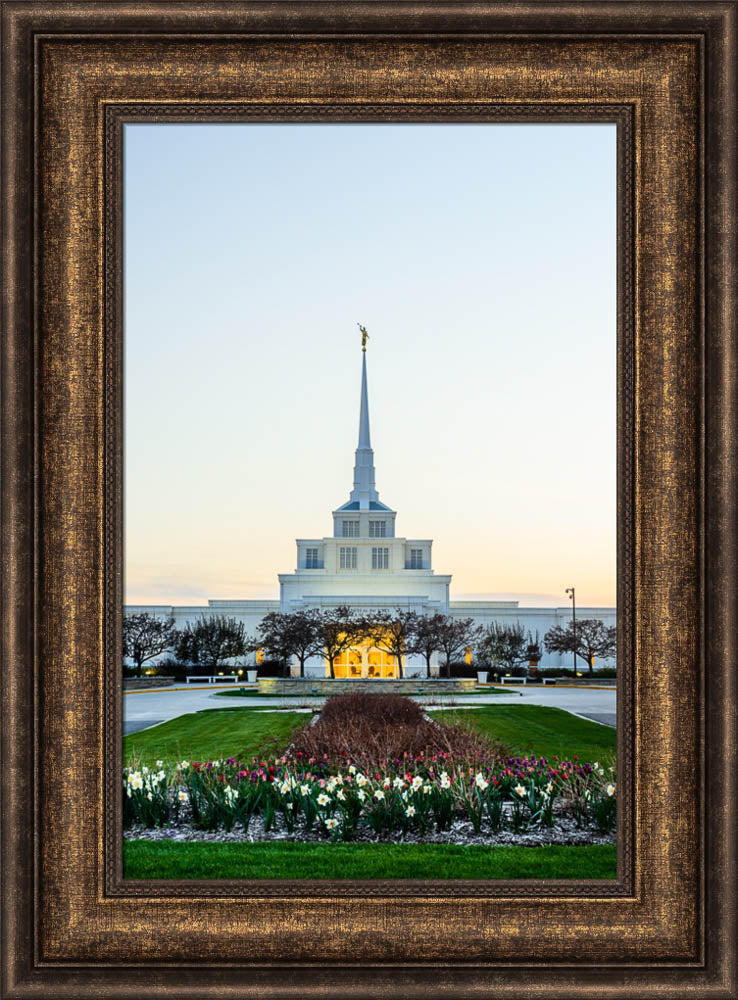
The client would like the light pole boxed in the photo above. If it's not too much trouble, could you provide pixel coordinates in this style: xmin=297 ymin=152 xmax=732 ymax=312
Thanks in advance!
xmin=565 ymin=587 xmax=577 ymax=672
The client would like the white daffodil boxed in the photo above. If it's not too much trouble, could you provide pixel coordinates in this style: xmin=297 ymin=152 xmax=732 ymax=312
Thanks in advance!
xmin=126 ymin=788 xmax=132 ymax=798
xmin=326 ymin=779 xmax=337 ymax=793
xmin=131 ymin=774 xmax=143 ymax=790
xmin=300 ymin=785 xmax=310 ymax=796
xmin=374 ymin=789 xmax=385 ymax=801
xmin=325 ymin=817 xmax=338 ymax=830
xmin=405 ymin=805 xmax=416 ymax=817
xmin=146 ymin=792 xmax=153 ymax=801
xmin=422 ymin=784 xmax=432 ymax=795
xmin=412 ymin=775 xmax=423 ymax=790
xmin=474 ymin=773 xmax=489 ymax=791
xmin=286 ymin=802 xmax=294 ymax=810
xmin=357 ymin=789 xmax=366 ymax=802
xmin=317 ymin=792 xmax=330 ymax=807
xmin=546 ymin=782 xmax=554 ymax=794
xmin=224 ymin=785 xmax=238 ymax=801
xmin=392 ymin=776 xmax=405 ymax=789
xmin=157 ymin=770 xmax=166 ymax=782
xmin=514 ymin=783 xmax=526 ymax=797
xmin=382 ymin=777 xmax=391 ymax=790
xmin=156 ymin=760 xmax=163 ymax=768
xmin=356 ymin=773 xmax=367 ymax=787
xmin=280 ymin=781 xmax=291 ymax=795
xmin=348 ymin=765 xmax=356 ymax=775
xmin=141 ymin=766 xmax=149 ymax=775
xmin=606 ymin=783 xmax=616 ymax=797
xmin=336 ymin=789 xmax=345 ymax=802
xmin=440 ymin=772 xmax=451 ymax=789
xmin=177 ymin=790 xmax=189 ymax=803
xmin=179 ymin=761 xmax=190 ymax=770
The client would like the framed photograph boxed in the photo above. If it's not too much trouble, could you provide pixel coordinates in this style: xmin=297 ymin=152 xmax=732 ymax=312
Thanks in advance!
xmin=120 ymin=118 xmax=619 ymax=883
xmin=2 ymin=3 xmax=735 ymax=998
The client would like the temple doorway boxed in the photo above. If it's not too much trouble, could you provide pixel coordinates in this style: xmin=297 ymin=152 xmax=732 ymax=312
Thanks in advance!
xmin=329 ymin=639 xmax=398 ymax=678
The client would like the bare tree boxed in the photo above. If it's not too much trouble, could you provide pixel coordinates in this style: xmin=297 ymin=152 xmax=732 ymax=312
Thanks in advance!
xmin=544 ymin=618 xmax=617 ymax=674
xmin=408 ymin=612 xmax=448 ymax=678
xmin=477 ymin=623 xmax=530 ymax=676
xmin=122 ymin=612 xmax=177 ymax=676
xmin=174 ymin=615 xmax=250 ymax=675
xmin=434 ymin=615 xmax=482 ymax=677
xmin=257 ymin=610 xmax=320 ymax=678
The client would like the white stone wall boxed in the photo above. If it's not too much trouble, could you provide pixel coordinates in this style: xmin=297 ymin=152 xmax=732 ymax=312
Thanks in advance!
xmin=448 ymin=602 xmax=617 ymax=669
xmin=125 ymin=598 xmax=616 ymax=675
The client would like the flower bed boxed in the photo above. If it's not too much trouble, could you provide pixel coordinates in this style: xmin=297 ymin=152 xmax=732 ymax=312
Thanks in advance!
xmin=123 ymin=753 xmax=616 ymax=843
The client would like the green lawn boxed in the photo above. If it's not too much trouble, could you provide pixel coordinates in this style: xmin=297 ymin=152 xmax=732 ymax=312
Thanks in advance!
xmin=123 ymin=708 xmax=307 ymax=766
xmin=125 ymin=703 xmax=615 ymax=768
xmin=440 ymin=704 xmax=616 ymax=762
xmin=124 ymin=840 xmax=617 ymax=880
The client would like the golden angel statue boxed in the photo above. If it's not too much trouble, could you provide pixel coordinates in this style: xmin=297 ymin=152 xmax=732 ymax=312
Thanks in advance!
xmin=358 ymin=323 xmax=369 ymax=351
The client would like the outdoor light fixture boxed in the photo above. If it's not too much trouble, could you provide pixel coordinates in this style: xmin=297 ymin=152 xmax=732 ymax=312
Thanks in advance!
xmin=566 ymin=587 xmax=577 ymax=672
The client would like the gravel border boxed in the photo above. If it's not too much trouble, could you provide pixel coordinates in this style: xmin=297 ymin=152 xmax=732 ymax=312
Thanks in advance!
xmin=125 ymin=813 xmax=615 ymax=848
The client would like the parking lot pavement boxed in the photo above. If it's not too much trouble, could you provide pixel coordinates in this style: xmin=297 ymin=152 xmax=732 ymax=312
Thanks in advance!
xmin=123 ymin=684 xmax=616 ymax=730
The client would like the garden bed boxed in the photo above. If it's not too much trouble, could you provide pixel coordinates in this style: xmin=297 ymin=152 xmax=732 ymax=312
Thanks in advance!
xmin=123 ymin=693 xmax=616 ymax=847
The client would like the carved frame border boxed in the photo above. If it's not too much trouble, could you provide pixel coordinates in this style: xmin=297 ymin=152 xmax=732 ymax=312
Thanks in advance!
xmin=2 ymin=4 xmax=735 ymax=998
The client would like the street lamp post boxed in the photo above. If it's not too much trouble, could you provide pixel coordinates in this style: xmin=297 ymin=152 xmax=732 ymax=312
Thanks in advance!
xmin=565 ymin=587 xmax=576 ymax=672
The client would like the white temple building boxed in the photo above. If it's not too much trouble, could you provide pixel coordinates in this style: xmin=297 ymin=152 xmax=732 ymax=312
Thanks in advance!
xmin=126 ymin=341 xmax=616 ymax=677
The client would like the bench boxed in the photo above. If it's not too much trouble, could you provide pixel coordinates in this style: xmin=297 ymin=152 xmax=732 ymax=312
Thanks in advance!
xmin=542 ymin=677 xmax=563 ymax=685
xmin=185 ymin=675 xmax=240 ymax=685
xmin=498 ymin=676 xmax=527 ymax=685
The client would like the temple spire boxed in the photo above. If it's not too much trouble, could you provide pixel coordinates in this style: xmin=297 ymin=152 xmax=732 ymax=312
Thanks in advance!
xmin=358 ymin=349 xmax=371 ymax=449
xmin=349 ymin=327 xmax=378 ymax=508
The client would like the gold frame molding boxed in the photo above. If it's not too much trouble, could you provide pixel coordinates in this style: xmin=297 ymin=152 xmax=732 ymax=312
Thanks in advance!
xmin=1 ymin=3 xmax=736 ymax=997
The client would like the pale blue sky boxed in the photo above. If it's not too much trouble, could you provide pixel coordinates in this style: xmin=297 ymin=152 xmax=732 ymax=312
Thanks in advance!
xmin=124 ymin=123 xmax=617 ymax=607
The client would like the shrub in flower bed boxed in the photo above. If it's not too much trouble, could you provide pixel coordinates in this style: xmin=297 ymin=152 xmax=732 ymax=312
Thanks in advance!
xmin=277 ymin=692 xmax=507 ymax=770
xmin=318 ymin=692 xmax=425 ymax=727
xmin=123 ymin=754 xmax=617 ymax=841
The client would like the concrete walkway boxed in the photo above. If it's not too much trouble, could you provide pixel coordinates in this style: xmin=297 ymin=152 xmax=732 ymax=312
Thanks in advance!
xmin=123 ymin=684 xmax=616 ymax=734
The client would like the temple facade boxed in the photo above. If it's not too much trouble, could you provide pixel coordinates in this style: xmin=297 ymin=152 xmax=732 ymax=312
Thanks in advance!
xmin=125 ymin=339 xmax=616 ymax=676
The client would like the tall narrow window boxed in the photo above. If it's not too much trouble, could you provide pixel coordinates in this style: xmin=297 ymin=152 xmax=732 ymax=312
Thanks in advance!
xmin=340 ymin=546 xmax=357 ymax=569
xmin=409 ymin=549 xmax=423 ymax=569
xmin=342 ymin=520 xmax=359 ymax=537
xmin=369 ymin=520 xmax=386 ymax=537
xmin=372 ymin=547 xmax=389 ymax=570
xmin=305 ymin=548 xmax=320 ymax=569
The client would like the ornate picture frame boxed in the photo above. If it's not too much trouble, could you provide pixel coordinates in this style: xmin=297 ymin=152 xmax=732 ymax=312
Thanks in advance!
xmin=1 ymin=3 xmax=735 ymax=997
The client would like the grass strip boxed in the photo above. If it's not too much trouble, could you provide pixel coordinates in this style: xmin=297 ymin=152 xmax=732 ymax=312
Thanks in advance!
xmin=123 ymin=708 xmax=306 ymax=767
xmin=124 ymin=840 xmax=617 ymax=880
xmin=440 ymin=704 xmax=616 ymax=762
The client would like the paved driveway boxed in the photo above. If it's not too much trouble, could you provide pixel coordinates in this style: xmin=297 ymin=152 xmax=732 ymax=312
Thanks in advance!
xmin=123 ymin=684 xmax=616 ymax=734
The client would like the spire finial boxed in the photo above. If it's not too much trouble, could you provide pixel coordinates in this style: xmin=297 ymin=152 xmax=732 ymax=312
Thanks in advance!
xmin=358 ymin=323 xmax=369 ymax=352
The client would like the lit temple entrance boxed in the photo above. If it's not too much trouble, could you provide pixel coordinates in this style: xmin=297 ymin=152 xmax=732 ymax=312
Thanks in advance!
xmin=329 ymin=638 xmax=397 ymax=678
